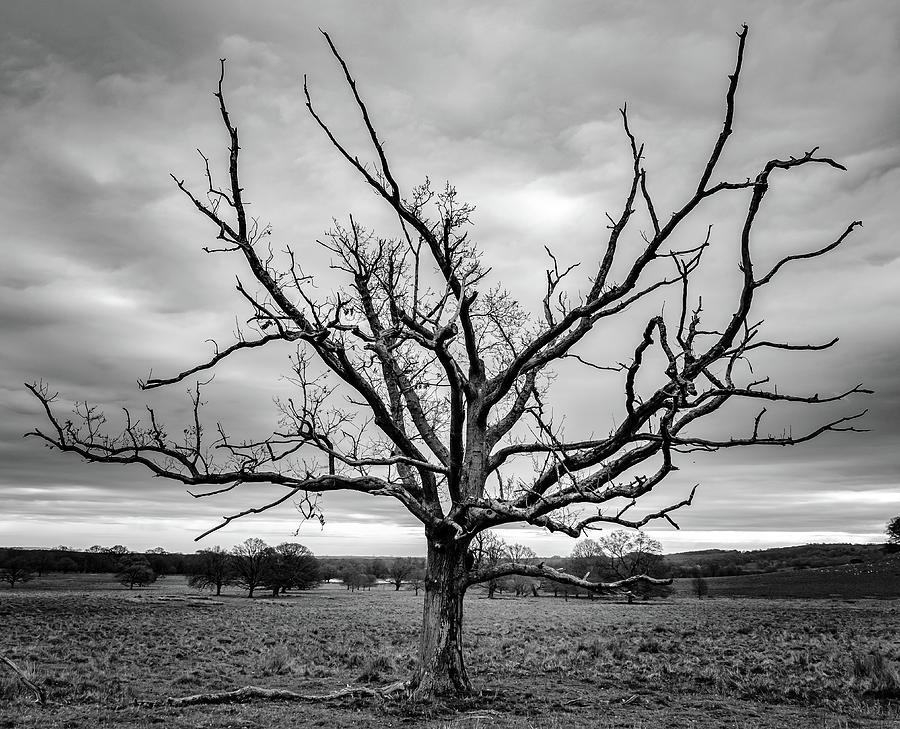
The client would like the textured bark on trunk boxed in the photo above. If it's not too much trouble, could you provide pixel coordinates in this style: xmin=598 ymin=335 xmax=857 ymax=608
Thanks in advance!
xmin=409 ymin=538 xmax=471 ymax=700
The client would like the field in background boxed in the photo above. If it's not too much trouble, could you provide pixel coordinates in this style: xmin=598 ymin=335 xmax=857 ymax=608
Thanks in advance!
xmin=2 ymin=575 xmax=899 ymax=728
xmin=674 ymin=559 xmax=900 ymax=600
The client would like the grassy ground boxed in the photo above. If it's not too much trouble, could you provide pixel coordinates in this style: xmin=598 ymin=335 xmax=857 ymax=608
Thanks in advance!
xmin=672 ymin=557 xmax=900 ymax=600
xmin=1 ymin=576 xmax=899 ymax=728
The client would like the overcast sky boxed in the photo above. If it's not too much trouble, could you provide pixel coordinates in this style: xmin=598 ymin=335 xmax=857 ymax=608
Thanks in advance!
xmin=2 ymin=1 xmax=898 ymax=556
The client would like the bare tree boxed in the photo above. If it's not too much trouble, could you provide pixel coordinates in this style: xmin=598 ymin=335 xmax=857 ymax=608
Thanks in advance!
xmin=569 ymin=539 xmax=605 ymax=581
xmin=693 ymin=576 xmax=710 ymax=599
xmin=231 ymin=538 xmax=269 ymax=598
xmin=469 ymin=531 xmax=508 ymax=599
xmin=0 ymin=560 xmax=35 ymax=589
xmin=343 ymin=571 xmax=375 ymax=591
xmin=27 ymin=25 xmax=868 ymax=701
xmin=263 ymin=542 xmax=320 ymax=595
xmin=407 ymin=569 xmax=425 ymax=596
xmin=189 ymin=546 xmax=235 ymax=596
xmin=503 ymin=544 xmax=538 ymax=596
xmin=505 ymin=543 xmax=537 ymax=564
xmin=598 ymin=531 xmax=664 ymax=581
xmin=387 ymin=557 xmax=416 ymax=591
xmin=597 ymin=530 xmax=669 ymax=601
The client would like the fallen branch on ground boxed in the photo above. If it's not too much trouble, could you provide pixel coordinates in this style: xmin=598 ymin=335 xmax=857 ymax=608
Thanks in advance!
xmin=167 ymin=679 xmax=409 ymax=706
xmin=0 ymin=654 xmax=46 ymax=707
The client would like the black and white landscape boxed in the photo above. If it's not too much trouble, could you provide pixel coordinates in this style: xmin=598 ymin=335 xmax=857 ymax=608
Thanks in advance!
xmin=1 ymin=2 xmax=898 ymax=726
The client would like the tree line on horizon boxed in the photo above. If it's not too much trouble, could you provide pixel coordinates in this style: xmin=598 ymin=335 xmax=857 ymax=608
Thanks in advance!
xmin=0 ymin=539 xmax=320 ymax=595
xmin=3 ymin=522 xmax=898 ymax=593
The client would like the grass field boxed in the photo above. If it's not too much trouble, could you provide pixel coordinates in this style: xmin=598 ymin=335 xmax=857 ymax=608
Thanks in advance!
xmin=672 ymin=558 xmax=900 ymax=600
xmin=2 ymin=575 xmax=899 ymax=728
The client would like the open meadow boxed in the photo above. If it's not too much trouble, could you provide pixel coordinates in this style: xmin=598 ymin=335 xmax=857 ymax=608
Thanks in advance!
xmin=2 ymin=575 xmax=899 ymax=729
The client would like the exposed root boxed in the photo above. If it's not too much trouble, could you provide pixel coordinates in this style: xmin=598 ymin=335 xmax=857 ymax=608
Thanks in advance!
xmin=0 ymin=654 xmax=46 ymax=707
xmin=166 ymin=679 xmax=410 ymax=706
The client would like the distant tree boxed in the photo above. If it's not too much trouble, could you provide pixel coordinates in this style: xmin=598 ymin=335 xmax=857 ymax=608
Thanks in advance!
xmin=510 ymin=574 xmax=539 ymax=597
xmin=0 ymin=560 xmax=35 ymax=589
xmin=93 ymin=544 xmax=132 ymax=574
xmin=316 ymin=559 xmax=340 ymax=582
xmin=189 ymin=546 xmax=235 ymax=596
xmin=598 ymin=531 xmax=670 ymax=601
xmin=281 ymin=543 xmax=319 ymax=585
xmin=117 ymin=556 xmax=156 ymax=589
xmin=55 ymin=556 xmax=79 ymax=573
xmin=335 ymin=559 xmax=365 ymax=584
xmin=263 ymin=543 xmax=320 ymax=596
xmin=598 ymin=531 xmax=664 ymax=581
xmin=693 ymin=576 xmax=709 ymax=599
xmin=546 ymin=581 xmax=579 ymax=601
xmin=469 ymin=531 xmax=508 ymax=599
xmin=82 ymin=545 xmax=114 ymax=572
xmin=370 ymin=558 xmax=388 ymax=579
xmin=24 ymin=551 xmax=54 ymax=577
xmin=569 ymin=539 xmax=604 ymax=581
xmin=343 ymin=572 xmax=376 ymax=591
xmin=144 ymin=550 xmax=172 ymax=579
xmin=231 ymin=538 xmax=270 ymax=598
xmin=887 ymin=516 xmax=900 ymax=548
xmin=407 ymin=570 xmax=425 ymax=596
xmin=569 ymin=531 xmax=669 ymax=601
xmin=387 ymin=558 xmax=416 ymax=591
xmin=261 ymin=547 xmax=288 ymax=596
xmin=503 ymin=544 xmax=538 ymax=597
xmin=505 ymin=543 xmax=536 ymax=563
xmin=82 ymin=546 xmax=102 ymax=571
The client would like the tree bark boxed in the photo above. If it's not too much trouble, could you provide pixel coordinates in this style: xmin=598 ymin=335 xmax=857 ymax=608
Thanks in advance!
xmin=409 ymin=538 xmax=471 ymax=699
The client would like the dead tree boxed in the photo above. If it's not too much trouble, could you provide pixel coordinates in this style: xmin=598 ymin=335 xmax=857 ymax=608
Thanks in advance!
xmin=27 ymin=25 xmax=868 ymax=701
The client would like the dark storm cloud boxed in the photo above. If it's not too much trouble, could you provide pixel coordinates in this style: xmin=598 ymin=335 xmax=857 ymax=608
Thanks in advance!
xmin=1 ymin=1 xmax=897 ymax=553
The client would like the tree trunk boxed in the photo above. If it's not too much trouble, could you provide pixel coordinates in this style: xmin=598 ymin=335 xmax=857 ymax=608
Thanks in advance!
xmin=409 ymin=538 xmax=471 ymax=700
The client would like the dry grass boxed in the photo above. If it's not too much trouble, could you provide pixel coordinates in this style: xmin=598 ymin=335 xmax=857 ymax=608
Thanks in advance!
xmin=1 ymin=576 xmax=898 ymax=728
